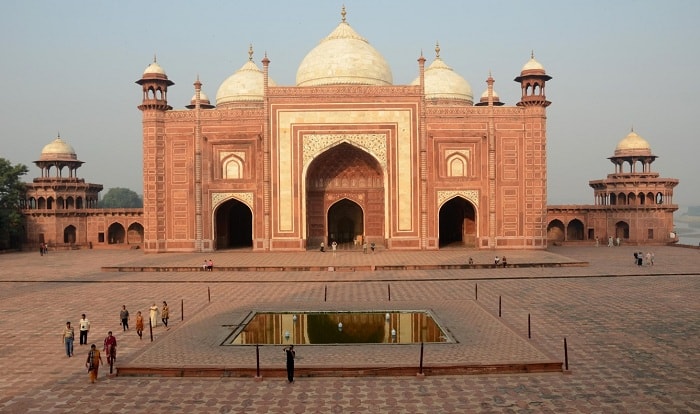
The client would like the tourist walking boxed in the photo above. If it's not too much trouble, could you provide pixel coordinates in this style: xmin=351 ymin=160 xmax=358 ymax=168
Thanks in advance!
xmin=363 ymin=242 xmax=368 ymax=254
xmin=283 ymin=345 xmax=296 ymax=383
xmin=120 ymin=305 xmax=130 ymax=331
xmin=608 ymin=236 xmax=613 ymax=247
xmin=331 ymin=241 xmax=337 ymax=256
xmin=320 ymin=241 xmax=325 ymax=252
xmin=161 ymin=301 xmax=169 ymax=327
xmin=149 ymin=303 xmax=159 ymax=327
xmin=85 ymin=344 xmax=103 ymax=383
xmin=370 ymin=242 xmax=375 ymax=253
xmin=135 ymin=311 xmax=144 ymax=339
xmin=103 ymin=331 xmax=117 ymax=367
xmin=62 ymin=321 xmax=75 ymax=357
xmin=79 ymin=314 xmax=90 ymax=345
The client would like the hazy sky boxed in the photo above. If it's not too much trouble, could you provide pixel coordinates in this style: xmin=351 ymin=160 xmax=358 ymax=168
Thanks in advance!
xmin=1 ymin=1 xmax=698 ymax=208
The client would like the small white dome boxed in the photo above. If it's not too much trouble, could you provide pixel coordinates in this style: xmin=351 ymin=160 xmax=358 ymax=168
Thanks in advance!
xmin=190 ymin=90 xmax=210 ymax=103
xmin=614 ymin=131 xmax=652 ymax=156
xmin=481 ymin=88 xmax=500 ymax=99
xmin=39 ymin=137 xmax=78 ymax=161
xmin=216 ymin=59 xmax=277 ymax=105
xmin=411 ymin=54 xmax=472 ymax=102
xmin=144 ymin=61 xmax=166 ymax=76
xmin=296 ymin=11 xmax=392 ymax=87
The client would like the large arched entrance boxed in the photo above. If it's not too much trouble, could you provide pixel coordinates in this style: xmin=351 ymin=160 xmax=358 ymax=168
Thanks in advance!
xmin=215 ymin=199 xmax=253 ymax=249
xmin=327 ymin=199 xmax=363 ymax=245
xmin=306 ymin=143 xmax=384 ymax=248
xmin=438 ymin=197 xmax=476 ymax=247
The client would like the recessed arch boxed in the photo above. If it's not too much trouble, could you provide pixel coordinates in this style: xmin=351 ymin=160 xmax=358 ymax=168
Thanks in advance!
xmin=438 ymin=196 xmax=477 ymax=247
xmin=108 ymin=222 xmax=126 ymax=244
xmin=547 ymin=219 xmax=565 ymax=242
xmin=305 ymin=142 xmax=384 ymax=248
xmin=215 ymin=198 xmax=253 ymax=249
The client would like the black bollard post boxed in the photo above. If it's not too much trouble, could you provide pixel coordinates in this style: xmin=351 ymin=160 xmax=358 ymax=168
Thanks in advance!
xmin=419 ymin=342 xmax=424 ymax=375
xmin=564 ymin=337 xmax=569 ymax=370
xmin=498 ymin=296 xmax=502 ymax=317
xmin=149 ymin=320 xmax=153 ymax=342
xmin=256 ymin=344 xmax=261 ymax=378
xmin=181 ymin=299 xmax=184 ymax=321
xmin=475 ymin=284 xmax=478 ymax=301
xmin=528 ymin=313 xmax=531 ymax=339
xmin=324 ymin=285 xmax=327 ymax=302
xmin=388 ymin=284 xmax=391 ymax=301
xmin=208 ymin=286 xmax=211 ymax=303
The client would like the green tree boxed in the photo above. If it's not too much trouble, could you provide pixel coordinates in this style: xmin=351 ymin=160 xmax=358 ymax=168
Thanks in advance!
xmin=99 ymin=187 xmax=143 ymax=208
xmin=0 ymin=158 xmax=29 ymax=250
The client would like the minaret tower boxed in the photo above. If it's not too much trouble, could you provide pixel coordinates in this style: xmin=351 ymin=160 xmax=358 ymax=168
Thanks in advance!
xmin=514 ymin=52 xmax=552 ymax=247
xmin=136 ymin=56 xmax=174 ymax=252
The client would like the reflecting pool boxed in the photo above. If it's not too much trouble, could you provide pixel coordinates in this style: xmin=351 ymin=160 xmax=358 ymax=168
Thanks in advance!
xmin=224 ymin=310 xmax=452 ymax=345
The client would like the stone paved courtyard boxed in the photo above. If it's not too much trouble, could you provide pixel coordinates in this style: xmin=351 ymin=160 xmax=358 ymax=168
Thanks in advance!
xmin=0 ymin=245 xmax=698 ymax=413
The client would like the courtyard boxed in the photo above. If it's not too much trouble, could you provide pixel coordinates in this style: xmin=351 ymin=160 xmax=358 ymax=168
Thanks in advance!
xmin=0 ymin=245 xmax=698 ymax=413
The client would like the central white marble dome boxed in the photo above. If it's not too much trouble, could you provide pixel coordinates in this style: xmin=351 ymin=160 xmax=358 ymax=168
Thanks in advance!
xmin=296 ymin=11 xmax=393 ymax=87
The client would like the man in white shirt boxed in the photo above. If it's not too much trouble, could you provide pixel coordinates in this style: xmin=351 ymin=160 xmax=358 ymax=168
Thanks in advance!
xmin=79 ymin=314 xmax=90 ymax=345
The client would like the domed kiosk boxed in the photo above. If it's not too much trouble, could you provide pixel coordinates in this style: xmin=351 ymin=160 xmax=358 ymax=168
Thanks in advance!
xmin=22 ymin=135 xmax=144 ymax=250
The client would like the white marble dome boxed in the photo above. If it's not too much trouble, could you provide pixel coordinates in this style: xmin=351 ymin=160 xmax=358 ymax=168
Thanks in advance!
xmin=521 ymin=53 xmax=546 ymax=75
xmin=411 ymin=50 xmax=473 ymax=102
xmin=40 ymin=137 xmax=78 ymax=161
xmin=614 ymin=131 xmax=652 ymax=156
xmin=296 ymin=13 xmax=392 ymax=87
xmin=216 ymin=58 xmax=277 ymax=105
xmin=190 ymin=90 xmax=211 ymax=105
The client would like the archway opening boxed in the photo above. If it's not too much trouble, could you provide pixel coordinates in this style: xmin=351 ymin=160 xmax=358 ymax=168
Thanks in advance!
xmin=566 ymin=219 xmax=585 ymax=241
xmin=127 ymin=223 xmax=144 ymax=245
xmin=615 ymin=221 xmax=630 ymax=240
xmin=438 ymin=197 xmax=476 ymax=247
xmin=215 ymin=199 xmax=253 ymax=249
xmin=306 ymin=142 xmax=383 ymax=248
xmin=327 ymin=199 xmax=364 ymax=246
xmin=63 ymin=225 xmax=76 ymax=245
xmin=108 ymin=223 xmax=126 ymax=244
xmin=547 ymin=219 xmax=565 ymax=243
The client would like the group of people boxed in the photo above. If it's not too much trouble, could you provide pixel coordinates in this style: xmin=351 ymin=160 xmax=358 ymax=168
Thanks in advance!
xmin=494 ymin=256 xmax=507 ymax=267
xmin=62 ymin=301 xmax=171 ymax=383
xmin=202 ymin=259 xmax=214 ymax=271
xmin=634 ymin=251 xmax=655 ymax=266
xmin=38 ymin=242 xmax=48 ymax=256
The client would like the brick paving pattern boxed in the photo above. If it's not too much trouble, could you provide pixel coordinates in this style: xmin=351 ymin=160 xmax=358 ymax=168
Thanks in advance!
xmin=0 ymin=245 xmax=698 ymax=413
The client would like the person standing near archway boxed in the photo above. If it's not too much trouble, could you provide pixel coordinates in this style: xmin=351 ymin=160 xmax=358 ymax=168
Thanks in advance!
xmin=283 ymin=345 xmax=295 ymax=383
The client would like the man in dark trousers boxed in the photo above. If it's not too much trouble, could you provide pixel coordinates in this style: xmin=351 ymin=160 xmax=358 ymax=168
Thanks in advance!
xmin=283 ymin=345 xmax=295 ymax=383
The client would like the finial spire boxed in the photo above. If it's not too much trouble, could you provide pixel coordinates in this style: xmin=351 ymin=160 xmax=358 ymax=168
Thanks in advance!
xmin=531 ymin=50 xmax=535 ymax=59
xmin=435 ymin=42 xmax=441 ymax=59
xmin=153 ymin=54 xmax=157 ymax=63
xmin=248 ymin=44 xmax=254 ymax=61
xmin=341 ymin=5 xmax=346 ymax=23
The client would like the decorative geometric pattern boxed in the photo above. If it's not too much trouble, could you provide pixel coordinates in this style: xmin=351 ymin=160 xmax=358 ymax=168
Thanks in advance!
xmin=212 ymin=192 xmax=253 ymax=211
xmin=437 ymin=190 xmax=479 ymax=207
xmin=303 ymin=134 xmax=386 ymax=169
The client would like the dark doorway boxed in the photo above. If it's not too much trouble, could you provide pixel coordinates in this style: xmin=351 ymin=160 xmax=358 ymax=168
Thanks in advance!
xmin=215 ymin=199 xmax=253 ymax=249
xmin=327 ymin=199 xmax=363 ymax=245
xmin=438 ymin=197 xmax=476 ymax=247
xmin=108 ymin=223 xmax=125 ymax=244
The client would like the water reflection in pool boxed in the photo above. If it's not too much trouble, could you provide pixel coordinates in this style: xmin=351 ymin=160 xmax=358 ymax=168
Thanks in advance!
xmin=225 ymin=311 xmax=451 ymax=345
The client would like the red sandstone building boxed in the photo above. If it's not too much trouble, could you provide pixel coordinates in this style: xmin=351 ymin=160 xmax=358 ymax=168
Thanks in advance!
xmin=18 ymin=9 xmax=678 ymax=251
xmin=136 ymin=9 xmax=552 ymax=253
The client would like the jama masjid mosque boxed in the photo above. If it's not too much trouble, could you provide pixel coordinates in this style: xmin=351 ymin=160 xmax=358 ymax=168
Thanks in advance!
xmin=19 ymin=8 xmax=679 ymax=251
